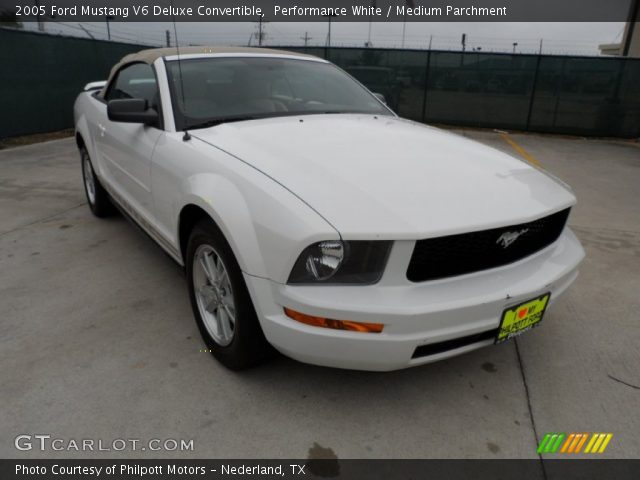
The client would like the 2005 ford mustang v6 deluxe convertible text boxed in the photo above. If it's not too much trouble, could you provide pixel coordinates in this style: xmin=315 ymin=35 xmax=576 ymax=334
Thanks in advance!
xmin=74 ymin=47 xmax=585 ymax=371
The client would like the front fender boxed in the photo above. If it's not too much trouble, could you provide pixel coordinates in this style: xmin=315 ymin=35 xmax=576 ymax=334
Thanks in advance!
xmin=150 ymin=132 xmax=339 ymax=283
xmin=74 ymin=93 xmax=102 ymax=175
xmin=179 ymin=175 xmax=268 ymax=278
xmin=174 ymin=171 xmax=339 ymax=283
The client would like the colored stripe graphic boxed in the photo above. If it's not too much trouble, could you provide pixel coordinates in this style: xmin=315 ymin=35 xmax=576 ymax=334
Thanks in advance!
xmin=574 ymin=433 xmax=589 ymax=453
xmin=560 ymin=433 xmax=575 ymax=453
xmin=598 ymin=434 xmax=613 ymax=453
xmin=584 ymin=433 xmax=614 ymax=454
xmin=550 ymin=433 xmax=565 ymax=453
xmin=537 ymin=433 xmax=552 ymax=454
xmin=537 ymin=433 xmax=565 ymax=454
xmin=539 ymin=433 xmax=613 ymax=454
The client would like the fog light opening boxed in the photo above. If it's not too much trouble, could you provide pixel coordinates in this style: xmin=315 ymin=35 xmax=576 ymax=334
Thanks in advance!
xmin=284 ymin=308 xmax=384 ymax=333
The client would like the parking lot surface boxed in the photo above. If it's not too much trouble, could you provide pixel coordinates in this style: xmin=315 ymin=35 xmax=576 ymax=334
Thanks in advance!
xmin=1 ymin=129 xmax=639 ymax=460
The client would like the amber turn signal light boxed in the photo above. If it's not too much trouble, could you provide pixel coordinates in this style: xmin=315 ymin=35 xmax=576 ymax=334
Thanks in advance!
xmin=284 ymin=307 xmax=384 ymax=333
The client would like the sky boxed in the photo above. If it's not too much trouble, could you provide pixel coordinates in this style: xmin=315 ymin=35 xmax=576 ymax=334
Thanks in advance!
xmin=27 ymin=21 xmax=626 ymax=56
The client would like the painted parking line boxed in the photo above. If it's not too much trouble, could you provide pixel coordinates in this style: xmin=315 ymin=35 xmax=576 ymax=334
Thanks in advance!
xmin=500 ymin=133 xmax=543 ymax=167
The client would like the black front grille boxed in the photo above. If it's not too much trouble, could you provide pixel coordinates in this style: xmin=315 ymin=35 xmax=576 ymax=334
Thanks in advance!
xmin=407 ymin=208 xmax=570 ymax=282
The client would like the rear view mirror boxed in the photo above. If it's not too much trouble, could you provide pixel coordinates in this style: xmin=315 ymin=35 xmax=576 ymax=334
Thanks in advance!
xmin=373 ymin=92 xmax=387 ymax=104
xmin=107 ymin=99 xmax=158 ymax=126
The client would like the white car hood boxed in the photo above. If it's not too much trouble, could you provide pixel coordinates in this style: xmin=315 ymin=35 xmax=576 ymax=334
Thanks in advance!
xmin=193 ymin=114 xmax=575 ymax=239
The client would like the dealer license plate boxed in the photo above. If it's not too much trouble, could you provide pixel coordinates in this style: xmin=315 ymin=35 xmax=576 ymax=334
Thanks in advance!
xmin=496 ymin=293 xmax=551 ymax=343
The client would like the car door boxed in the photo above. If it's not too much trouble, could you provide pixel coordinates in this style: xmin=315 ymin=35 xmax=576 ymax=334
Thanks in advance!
xmin=96 ymin=62 xmax=163 ymax=222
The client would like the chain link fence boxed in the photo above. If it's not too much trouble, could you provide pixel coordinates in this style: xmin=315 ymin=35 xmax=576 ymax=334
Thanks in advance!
xmin=287 ymin=46 xmax=640 ymax=138
xmin=1 ymin=28 xmax=639 ymax=139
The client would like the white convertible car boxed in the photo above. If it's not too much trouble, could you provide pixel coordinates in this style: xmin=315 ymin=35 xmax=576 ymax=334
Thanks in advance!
xmin=74 ymin=47 xmax=585 ymax=371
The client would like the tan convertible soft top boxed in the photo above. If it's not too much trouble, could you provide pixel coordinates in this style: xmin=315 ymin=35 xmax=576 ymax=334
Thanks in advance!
xmin=100 ymin=46 xmax=317 ymax=97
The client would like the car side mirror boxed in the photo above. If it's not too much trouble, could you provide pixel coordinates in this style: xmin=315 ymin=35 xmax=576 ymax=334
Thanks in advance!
xmin=107 ymin=98 xmax=158 ymax=126
xmin=373 ymin=92 xmax=387 ymax=104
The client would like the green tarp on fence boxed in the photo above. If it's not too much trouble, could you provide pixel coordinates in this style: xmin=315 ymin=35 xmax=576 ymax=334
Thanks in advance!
xmin=0 ymin=28 xmax=141 ymax=138
xmin=1 ymin=28 xmax=639 ymax=139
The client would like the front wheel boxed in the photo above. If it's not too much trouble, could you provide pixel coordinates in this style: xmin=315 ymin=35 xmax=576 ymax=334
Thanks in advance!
xmin=186 ymin=220 xmax=273 ymax=370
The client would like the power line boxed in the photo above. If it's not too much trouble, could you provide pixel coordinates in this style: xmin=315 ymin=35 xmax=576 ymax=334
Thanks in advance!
xmin=20 ymin=23 xmax=610 ymax=56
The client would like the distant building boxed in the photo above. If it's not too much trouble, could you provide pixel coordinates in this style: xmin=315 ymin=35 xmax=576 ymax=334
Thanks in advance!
xmin=599 ymin=0 xmax=639 ymax=57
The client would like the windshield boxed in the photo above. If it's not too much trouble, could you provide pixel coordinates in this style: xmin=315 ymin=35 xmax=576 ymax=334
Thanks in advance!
xmin=165 ymin=56 xmax=391 ymax=130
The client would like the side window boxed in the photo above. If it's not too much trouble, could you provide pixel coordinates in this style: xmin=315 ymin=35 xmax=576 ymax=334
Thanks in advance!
xmin=105 ymin=63 xmax=160 ymax=109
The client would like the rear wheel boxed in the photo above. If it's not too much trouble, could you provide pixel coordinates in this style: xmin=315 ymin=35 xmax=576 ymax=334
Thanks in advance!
xmin=80 ymin=147 xmax=115 ymax=217
xmin=186 ymin=219 xmax=273 ymax=369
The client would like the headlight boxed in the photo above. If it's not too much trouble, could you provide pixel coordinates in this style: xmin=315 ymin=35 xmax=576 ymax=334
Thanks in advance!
xmin=288 ymin=240 xmax=392 ymax=284
xmin=302 ymin=240 xmax=345 ymax=281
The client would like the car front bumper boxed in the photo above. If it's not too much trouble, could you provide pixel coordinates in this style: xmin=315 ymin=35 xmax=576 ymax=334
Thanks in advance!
xmin=244 ymin=228 xmax=585 ymax=371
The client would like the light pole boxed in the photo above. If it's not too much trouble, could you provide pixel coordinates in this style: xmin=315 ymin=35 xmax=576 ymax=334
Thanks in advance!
xmin=512 ymin=42 xmax=518 ymax=54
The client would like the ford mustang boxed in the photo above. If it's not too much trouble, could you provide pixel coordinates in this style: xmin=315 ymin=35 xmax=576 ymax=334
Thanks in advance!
xmin=74 ymin=47 xmax=585 ymax=371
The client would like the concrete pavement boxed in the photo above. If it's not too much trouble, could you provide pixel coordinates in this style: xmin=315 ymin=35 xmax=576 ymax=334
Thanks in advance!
xmin=1 ymin=131 xmax=638 ymax=460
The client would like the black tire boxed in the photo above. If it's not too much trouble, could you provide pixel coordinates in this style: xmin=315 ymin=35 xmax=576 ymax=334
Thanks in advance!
xmin=186 ymin=219 xmax=274 ymax=370
xmin=80 ymin=146 xmax=115 ymax=218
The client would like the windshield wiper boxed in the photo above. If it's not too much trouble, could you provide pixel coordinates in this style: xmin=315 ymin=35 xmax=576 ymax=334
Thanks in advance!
xmin=182 ymin=111 xmax=383 ymax=139
xmin=186 ymin=115 xmax=259 ymax=130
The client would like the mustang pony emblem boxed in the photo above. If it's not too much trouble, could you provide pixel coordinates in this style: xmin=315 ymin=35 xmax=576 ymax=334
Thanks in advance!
xmin=496 ymin=229 xmax=529 ymax=248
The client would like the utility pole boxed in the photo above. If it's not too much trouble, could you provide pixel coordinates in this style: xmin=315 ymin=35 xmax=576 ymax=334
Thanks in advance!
xmin=428 ymin=34 xmax=432 ymax=50
xmin=254 ymin=15 xmax=267 ymax=46
xmin=301 ymin=32 xmax=312 ymax=47
xmin=105 ymin=15 xmax=114 ymax=41
xmin=324 ymin=13 xmax=338 ymax=58
xmin=325 ymin=14 xmax=337 ymax=47
xmin=166 ymin=30 xmax=171 ymax=47
xmin=401 ymin=0 xmax=416 ymax=48
xmin=461 ymin=33 xmax=466 ymax=52
xmin=539 ymin=38 xmax=543 ymax=54
xmin=401 ymin=12 xmax=407 ymax=48
xmin=35 ymin=0 xmax=44 ymax=31
xmin=367 ymin=0 xmax=375 ymax=47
